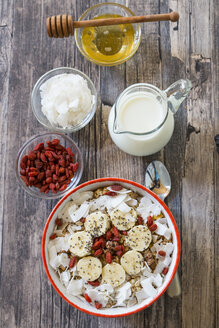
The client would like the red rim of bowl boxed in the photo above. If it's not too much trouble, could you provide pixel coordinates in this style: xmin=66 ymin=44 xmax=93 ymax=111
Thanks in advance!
xmin=42 ymin=177 xmax=181 ymax=317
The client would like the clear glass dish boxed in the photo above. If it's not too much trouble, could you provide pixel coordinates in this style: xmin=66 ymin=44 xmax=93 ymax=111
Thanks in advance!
xmin=31 ymin=67 xmax=97 ymax=133
xmin=75 ymin=2 xmax=141 ymax=66
xmin=16 ymin=132 xmax=83 ymax=199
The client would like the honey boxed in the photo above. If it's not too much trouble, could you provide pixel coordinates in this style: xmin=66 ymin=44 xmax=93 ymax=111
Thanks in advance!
xmin=81 ymin=14 xmax=135 ymax=64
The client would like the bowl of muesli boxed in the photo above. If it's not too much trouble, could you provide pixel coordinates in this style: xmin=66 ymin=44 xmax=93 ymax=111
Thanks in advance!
xmin=42 ymin=178 xmax=180 ymax=317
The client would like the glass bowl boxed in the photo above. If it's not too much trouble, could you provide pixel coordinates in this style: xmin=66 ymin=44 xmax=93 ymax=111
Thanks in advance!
xmin=75 ymin=3 xmax=141 ymax=66
xmin=31 ymin=67 xmax=97 ymax=133
xmin=16 ymin=132 xmax=83 ymax=199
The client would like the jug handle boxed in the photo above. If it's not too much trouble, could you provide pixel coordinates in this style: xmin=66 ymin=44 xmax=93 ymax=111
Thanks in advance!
xmin=164 ymin=79 xmax=192 ymax=114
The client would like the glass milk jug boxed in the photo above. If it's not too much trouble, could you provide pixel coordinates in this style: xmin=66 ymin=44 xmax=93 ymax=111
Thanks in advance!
xmin=108 ymin=80 xmax=192 ymax=156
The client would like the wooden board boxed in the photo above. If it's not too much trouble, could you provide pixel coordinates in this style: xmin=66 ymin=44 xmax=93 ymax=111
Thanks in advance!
xmin=0 ymin=0 xmax=218 ymax=327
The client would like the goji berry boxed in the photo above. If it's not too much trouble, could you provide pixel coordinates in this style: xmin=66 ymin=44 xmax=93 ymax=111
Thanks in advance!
xmin=92 ymin=240 xmax=102 ymax=250
xmin=149 ymin=224 xmax=157 ymax=231
xmin=106 ymin=230 xmax=113 ymax=240
xmin=87 ymin=280 xmax=100 ymax=287
xmin=69 ymin=256 xmax=77 ymax=268
xmin=147 ymin=216 xmax=153 ymax=227
xmin=94 ymin=302 xmax=102 ymax=309
xmin=55 ymin=218 xmax=63 ymax=226
xmin=84 ymin=293 xmax=91 ymax=303
xmin=112 ymin=226 xmax=119 ymax=237
xmin=137 ymin=216 xmax=144 ymax=225
xmin=110 ymin=184 xmax=123 ymax=191
xmin=94 ymin=249 xmax=103 ymax=257
xmin=158 ymin=250 xmax=166 ymax=257
xmin=105 ymin=191 xmax=117 ymax=196
xmin=106 ymin=251 xmax=112 ymax=264
xmin=49 ymin=233 xmax=57 ymax=240
xmin=162 ymin=267 xmax=169 ymax=275
xmin=116 ymin=250 xmax=123 ymax=257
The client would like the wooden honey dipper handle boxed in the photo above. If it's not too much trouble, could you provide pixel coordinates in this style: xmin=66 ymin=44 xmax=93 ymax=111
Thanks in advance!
xmin=47 ymin=12 xmax=179 ymax=38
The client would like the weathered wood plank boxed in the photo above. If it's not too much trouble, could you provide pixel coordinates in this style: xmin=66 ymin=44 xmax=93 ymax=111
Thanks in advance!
xmin=0 ymin=0 xmax=218 ymax=327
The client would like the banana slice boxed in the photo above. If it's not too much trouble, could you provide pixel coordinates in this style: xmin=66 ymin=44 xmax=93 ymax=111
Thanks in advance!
xmin=77 ymin=256 xmax=102 ymax=281
xmin=121 ymin=250 xmax=144 ymax=276
xmin=110 ymin=208 xmax=137 ymax=231
xmin=68 ymin=231 xmax=92 ymax=257
xmin=84 ymin=211 xmax=110 ymax=237
xmin=102 ymin=263 xmax=126 ymax=287
xmin=125 ymin=225 xmax=152 ymax=251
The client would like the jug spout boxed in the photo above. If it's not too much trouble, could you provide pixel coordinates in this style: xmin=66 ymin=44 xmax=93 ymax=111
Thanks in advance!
xmin=164 ymin=79 xmax=192 ymax=114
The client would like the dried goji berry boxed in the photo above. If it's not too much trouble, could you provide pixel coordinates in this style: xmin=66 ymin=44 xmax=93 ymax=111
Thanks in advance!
xmin=33 ymin=142 xmax=44 ymax=151
xmin=46 ymin=177 xmax=52 ymax=184
xmin=51 ymin=139 xmax=60 ymax=146
xmin=137 ymin=216 xmax=144 ymax=225
xmin=99 ymin=236 xmax=106 ymax=248
xmin=84 ymin=293 xmax=91 ymax=303
xmin=105 ymin=191 xmax=117 ymax=196
xmin=80 ymin=217 xmax=86 ymax=223
xmin=88 ymin=280 xmax=100 ymax=287
xmin=49 ymin=233 xmax=57 ymax=240
xmin=114 ymin=245 xmax=124 ymax=252
xmin=122 ymin=231 xmax=127 ymax=235
xmin=94 ymin=249 xmax=103 ymax=257
xmin=94 ymin=302 xmax=102 ymax=309
xmin=112 ymin=226 xmax=119 ymax=237
xmin=69 ymin=256 xmax=77 ymax=268
xmin=162 ymin=267 xmax=169 ymax=275
xmin=92 ymin=240 xmax=103 ymax=250
xmin=49 ymin=183 xmax=56 ymax=190
xmin=158 ymin=250 xmax=166 ymax=257
xmin=55 ymin=218 xmax=63 ymax=226
xmin=106 ymin=252 xmax=112 ymax=264
xmin=110 ymin=184 xmax=123 ymax=191
xmin=66 ymin=147 xmax=74 ymax=157
xmin=147 ymin=216 xmax=153 ymax=227
xmin=116 ymin=250 xmax=123 ymax=257
xmin=28 ymin=151 xmax=36 ymax=161
xmin=106 ymin=230 xmax=113 ymax=240
xmin=40 ymin=153 xmax=47 ymax=162
xmin=149 ymin=224 xmax=157 ymax=231
xmin=59 ymin=184 xmax=67 ymax=191
xmin=112 ymin=236 xmax=120 ymax=242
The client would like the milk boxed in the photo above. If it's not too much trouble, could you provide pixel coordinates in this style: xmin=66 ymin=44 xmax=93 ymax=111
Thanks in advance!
xmin=108 ymin=91 xmax=174 ymax=156
xmin=118 ymin=93 xmax=166 ymax=133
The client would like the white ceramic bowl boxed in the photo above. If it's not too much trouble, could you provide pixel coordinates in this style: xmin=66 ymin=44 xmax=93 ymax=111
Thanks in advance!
xmin=42 ymin=178 xmax=180 ymax=317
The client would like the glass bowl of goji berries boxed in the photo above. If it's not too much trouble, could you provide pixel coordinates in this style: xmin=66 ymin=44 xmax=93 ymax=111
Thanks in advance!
xmin=16 ymin=132 xmax=83 ymax=199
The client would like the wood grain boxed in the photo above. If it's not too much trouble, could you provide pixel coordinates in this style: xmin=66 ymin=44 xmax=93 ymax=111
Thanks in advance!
xmin=0 ymin=0 xmax=218 ymax=327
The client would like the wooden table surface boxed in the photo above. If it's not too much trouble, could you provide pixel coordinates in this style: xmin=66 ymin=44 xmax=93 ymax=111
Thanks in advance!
xmin=0 ymin=0 xmax=218 ymax=327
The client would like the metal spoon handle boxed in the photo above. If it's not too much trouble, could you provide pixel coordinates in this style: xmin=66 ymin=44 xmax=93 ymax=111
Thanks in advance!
xmin=167 ymin=271 xmax=181 ymax=297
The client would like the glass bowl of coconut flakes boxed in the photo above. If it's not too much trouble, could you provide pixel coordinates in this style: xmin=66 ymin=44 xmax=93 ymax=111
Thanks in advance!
xmin=31 ymin=67 xmax=97 ymax=133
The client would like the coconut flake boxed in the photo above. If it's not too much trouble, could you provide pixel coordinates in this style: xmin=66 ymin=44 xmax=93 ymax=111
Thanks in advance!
xmin=115 ymin=282 xmax=131 ymax=306
xmin=72 ymin=191 xmax=93 ymax=205
xmin=107 ymin=187 xmax=132 ymax=194
xmin=60 ymin=270 xmax=71 ymax=287
xmin=40 ymin=74 xmax=93 ymax=128
xmin=67 ymin=278 xmax=84 ymax=296
xmin=116 ymin=202 xmax=131 ymax=213
xmin=51 ymin=235 xmax=70 ymax=253
xmin=136 ymin=289 xmax=149 ymax=303
xmin=141 ymin=277 xmax=158 ymax=298
xmin=107 ymin=194 xmax=128 ymax=209
xmin=155 ymin=222 xmax=171 ymax=240
xmin=68 ymin=202 xmax=90 ymax=222
xmin=154 ymin=261 xmax=166 ymax=274
xmin=67 ymin=224 xmax=82 ymax=234
xmin=126 ymin=198 xmax=138 ymax=207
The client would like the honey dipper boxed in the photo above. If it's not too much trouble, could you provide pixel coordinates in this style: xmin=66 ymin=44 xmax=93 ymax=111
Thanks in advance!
xmin=47 ymin=12 xmax=179 ymax=38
